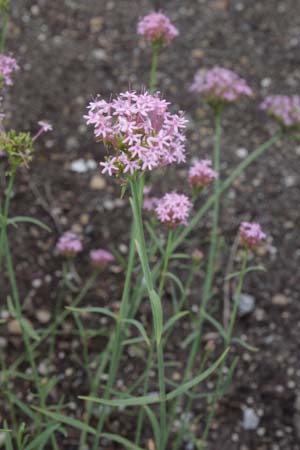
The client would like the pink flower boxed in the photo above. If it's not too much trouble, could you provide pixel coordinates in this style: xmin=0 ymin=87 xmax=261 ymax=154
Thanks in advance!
xmin=0 ymin=149 xmax=5 ymax=158
xmin=155 ymin=192 xmax=192 ymax=227
xmin=56 ymin=232 xmax=83 ymax=257
xmin=239 ymin=222 xmax=266 ymax=249
xmin=190 ymin=67 xmax=253 ymax=107
xmin=38 ymin=121 xmax=53 ymax=133
xmin=137 ymin=11 xmax=179 ymax=45
xmin=260 ymin=95 xmax=300 ymax=129
xmin=0 ymin=54 xmax=19 ymax=86
xmin=85 ymin=91 xmax=187 ymax=177
xmin=188 ymin=159 xmax=218 ymax=190
xmin=33 ymin=120 xmax=53 ymax=141
xmin=90 ymin=248 xmax=114 ymax=269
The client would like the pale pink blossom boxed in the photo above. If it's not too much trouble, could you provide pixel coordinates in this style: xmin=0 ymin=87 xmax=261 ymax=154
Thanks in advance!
xmin=260 ymin=95 xmax=300 ymax=129
xmin=85 ymin=91 xmax=187 ymax=177
xmin=137 ymin=11 xmax=179 ymax=45
xmin=56 ymin=232 xmax=83 ymax=257
xmin=155 ymin=192 xmax=192 ymax=227
xmin=33 ymin=121 xmax=53 ymax=141
xmin=239 ymin=222 xmax=266 ymax=249
xmin=0 ymin=54 xmax=19 ymax=86
xmin=188 ymin=159 xmax=218 ymax=190
xmin=190 ymin=67 xmax=253 ymax=107
xmin=90 ymin=248 xmax=114 ymax=269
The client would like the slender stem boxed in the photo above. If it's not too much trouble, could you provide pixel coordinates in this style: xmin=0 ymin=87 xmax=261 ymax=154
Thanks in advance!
xmin=0 ymin=10 xmax=9 ymax=52
xmin=4 ymin=240 xmax=43 ymax=433
xmin=158 ymin=230 xmax=173 ymax=297
xmin=90 ymin=219 xmax=137 ymax=450
xmin=134 ymin=338 xmax=155 ymax=444
xmin=201 ymin=250 xmax=248 ymax=445
xmin=165 ymin=108 xmax=223 ymax=443
xmin=0 ymin=169 xmax=15 ymax=269
xmin=130 ymin=177 xmax=167 ymax=450
xmin=150 ymin=43 xmax=160 ymax=94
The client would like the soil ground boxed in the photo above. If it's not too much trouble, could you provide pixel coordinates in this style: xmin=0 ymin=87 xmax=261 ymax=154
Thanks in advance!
xmin=1 ymin=0 xmax=300 ymax=449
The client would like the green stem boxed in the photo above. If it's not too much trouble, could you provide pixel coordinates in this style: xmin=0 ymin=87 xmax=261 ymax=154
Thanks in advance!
xmin=0 ymin=11 xmax=9 ymax=52
xmin=90 ymin=219 xmax=137 ymax=450
xmin=150 ymin=43 xmax=160 ymax=94
xmin=0 ymin=169 xmax=15 ymax=269
xmin=135 ymin=230 xmax=172 ymax=447
xmin=130 ymin=177 xmax=167 ymax=450
xmin=4 ymin=239 xmax=59 ymax=447
xmin=165 ymin=108 xmax=223 ymax=443
xmin=201 ymin=250 xmax=248 ymax=446
xmin=158 ymin=230 xmax=173 ymax=297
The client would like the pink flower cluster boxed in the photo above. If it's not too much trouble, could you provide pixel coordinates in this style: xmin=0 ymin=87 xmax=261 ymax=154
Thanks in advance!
xmin=188 ymin=159 xmax=217 ymax=190
xmin=56 ymin=232 xmax=83 ymax=257
xmin=260 ymin=95 xmax=300 ymax=129
xmin=155 ymin=192 xmax=192 ymax=227
xmin=90 ymin=248 xmax=115 ymax=269
xmin=190 ymin=67 xmax=253 ymax=106
xmin=0 ymin=54 xmax=19 ymax=86
xmin=85 ymin=91 xmax=187 ymax=177
xmin=137 ymin=11 xmax=179 ymax=45
xmin=239 ymin=222 xmax=266 ymax=249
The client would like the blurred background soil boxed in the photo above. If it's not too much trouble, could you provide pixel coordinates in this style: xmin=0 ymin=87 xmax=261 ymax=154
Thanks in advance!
xmin=1 ymin=0 xmax=300 ymax=449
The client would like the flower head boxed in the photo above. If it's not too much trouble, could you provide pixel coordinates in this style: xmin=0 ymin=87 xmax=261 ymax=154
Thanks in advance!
xmin=85 ymin=91 xmax=187 ymax=178
xmin=56 ymin=232 xmax=83 ymax=257
xmin=0 ymin=54 xmax=19 ymax=87
xmin=155 ymin=192 xmax=192 ymax=227
xmin=260 ymin=95 xmax=300 ymax=129
xmin=38 ymin=121 xmax=53 ymax=133
xmin=137 ymin=11 xmax=179 ymax=45
xmin=190 ymin=66 xmax=253 ymax=108
xmin=90 ymin=248 xmax=114 ymax=269
xmin=188 ymin=159 xmax=218 ymax=190
xmin=239 ymin=222 xmax=266 ymax=249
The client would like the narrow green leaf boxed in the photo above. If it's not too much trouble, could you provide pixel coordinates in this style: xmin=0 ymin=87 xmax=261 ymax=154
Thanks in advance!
xmin=143 ymin=406 xmax=161 ymax=449
xmin=181 ymin=330 xmax=197 ymax=349
xmin=166 ymin=348 xmax=230 ymax=401
xmin=166 ymin=272 xmax=184 ymax=294
xmin=122 ymin=318 xmax=150 ymax=346
xmin=163 ymin=311 xmax=189 ymax=334
xmin=32 ymin=407 xmax=96 ymax=435
xmin=149 ymin=289 xmax=163 ymax=345
xmin=101 ymin=433 xmax=146 ymax=450
xmin=232 ymin=337 xmax=258 ymax=352
xmin=66 ymin=306 xmax=117 ymax=321
xmin=79 ymin=393 xmax=160 ymax=408
xmin=7 ymin=216 xmax=51 ymax=232
xmin=21 ymin=318 xmax=40 ymax=342
xmin=225 ymin=265 xmax=266 ymax=281
xmin=7 ymin=392 xmax=35 ymax=420
xmin=202 ymin=310 xmax=226 ymax=340
xmin=122 ymin=336 xmax=144 ymax=347
xmin=219 ymin=356 xmax=239 ymax=396
xmin=24 ymin=424 xmax=60 ymax=450
xmin=80 ymin=350 xmax=229 ymax=408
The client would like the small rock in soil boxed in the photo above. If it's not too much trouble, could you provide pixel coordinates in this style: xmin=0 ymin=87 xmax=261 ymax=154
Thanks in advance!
xmin=36 ymin=309 xmax=51 ymax=324
xmin=272 ymin=294 xmax=289 ymax=306
xmin=242 ymin=408 xmax=260 ymax=430
xmin=238 ymin=293 xmax=256 ymax=316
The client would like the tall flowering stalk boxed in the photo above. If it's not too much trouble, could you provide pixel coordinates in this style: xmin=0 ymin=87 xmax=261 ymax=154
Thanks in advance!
xmin=84 ymin=90 xmax=187 ymax=450
xmin=137 ymin=11 xmax=179 ymax=92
